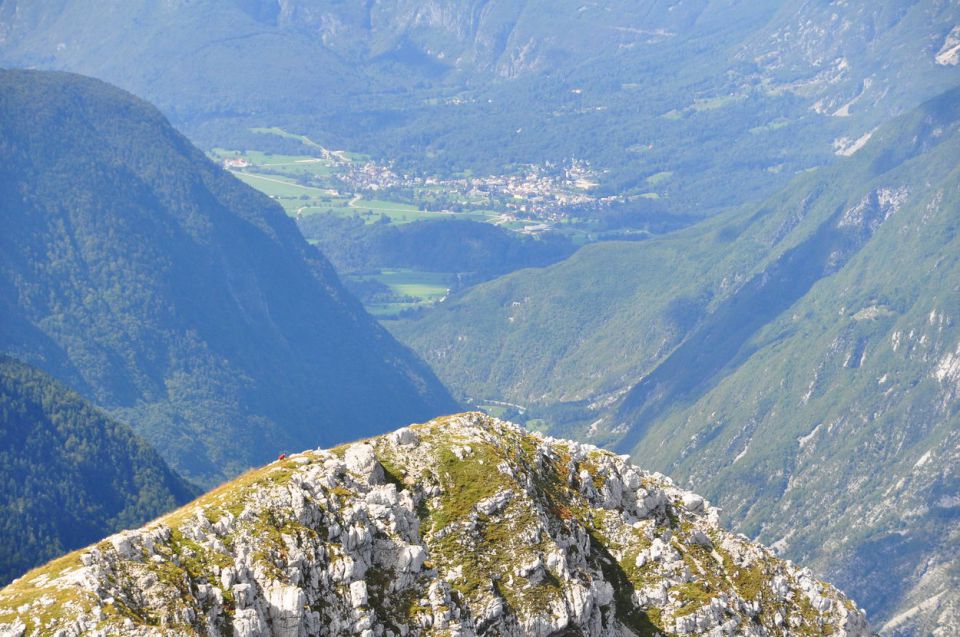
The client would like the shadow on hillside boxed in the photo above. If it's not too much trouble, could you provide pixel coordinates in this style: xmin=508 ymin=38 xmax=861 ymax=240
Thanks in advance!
xmin=615 ymin=191 xmax=890 ymax=453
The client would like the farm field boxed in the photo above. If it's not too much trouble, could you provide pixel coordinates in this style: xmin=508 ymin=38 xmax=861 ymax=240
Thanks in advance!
xmin=345 ymin=269 xmax=455 ymax=317
xmin=208 ymin=126 xmax=625 ymax=232
xmin=376 ymin=269 xmax=451 ymax=299
xmin=209 ymin=146 xmax=502 ymax=225
xmin=211 ymin=144 xmax=524 ymax=316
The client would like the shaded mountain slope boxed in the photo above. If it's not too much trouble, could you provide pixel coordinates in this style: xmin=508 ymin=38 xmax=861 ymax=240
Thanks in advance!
xmin=0 ymin=69 xmax=456 ymax=486
xmin=0 ymin=356 xmax=196 ymax=586
xmin=0 ymin=414 xmax=870 ymax=636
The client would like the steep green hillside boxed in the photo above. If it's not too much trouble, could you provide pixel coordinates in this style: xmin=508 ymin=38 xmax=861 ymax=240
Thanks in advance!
xmin=396 ymin=86 xmax=960 ymax=415
xmin=390 ymin=211 xmax=745 ymax=409
xmin=0 ymin=356 xmax=196 ymax=586
xmin=393 ymin=87 xmax=960 ymax=629
xmin=0 ymin=69 xmax=457 ymax=486
xmin=623 ymin=94 xmax=960 ymax=632
xmin=1 ymin=1 xmax=956 ymax=211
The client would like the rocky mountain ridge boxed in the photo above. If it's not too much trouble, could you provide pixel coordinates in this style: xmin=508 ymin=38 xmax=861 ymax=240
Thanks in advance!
xmin=0 ymin=414 xmax=870 ymax=636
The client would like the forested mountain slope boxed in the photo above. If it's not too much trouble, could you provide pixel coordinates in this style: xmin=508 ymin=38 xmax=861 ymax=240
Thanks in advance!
xmin=0 ymin=69 xmax=456 ymax=487
xmin=0 ymin=356 xmax=196 ymax=586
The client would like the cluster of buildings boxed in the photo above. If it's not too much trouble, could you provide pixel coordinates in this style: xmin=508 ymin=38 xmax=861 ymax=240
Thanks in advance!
xmin=221 ymin=147 xmax=626 ymax=227
xmin=338 ymin=158 xmax=616 ymax=220
xmin=340 ymin=161 xmax=401 ymax=192
xmin=484 ymin=160 xmax=600 ymax=218
xmin=222 ymin=157 xmax=250 ymax=169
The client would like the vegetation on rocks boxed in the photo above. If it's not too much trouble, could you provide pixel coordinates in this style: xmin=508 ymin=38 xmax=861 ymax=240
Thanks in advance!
xmin=0 ymin=414 xmax=870 ymax=636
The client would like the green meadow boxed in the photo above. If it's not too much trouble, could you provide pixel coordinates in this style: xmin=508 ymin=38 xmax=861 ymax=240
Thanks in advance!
xmin=347 ymin=269 xmax=454 ymax=317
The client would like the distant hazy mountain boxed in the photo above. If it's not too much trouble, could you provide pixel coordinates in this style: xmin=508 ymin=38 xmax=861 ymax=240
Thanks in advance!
xmin=0 ymin=69 xmax=457 ymax=486
xmin=394 ymin=86 xmax=960 ymax=631
xmin=0 ymin=356 xmax=196 ymax=586
xmin=1 ymin=1 xmax=956 ymax=212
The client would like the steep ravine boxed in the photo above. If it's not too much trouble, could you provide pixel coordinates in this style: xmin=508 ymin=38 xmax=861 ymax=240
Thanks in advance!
xmin=0 ymin=414 xmax=870 ymax=636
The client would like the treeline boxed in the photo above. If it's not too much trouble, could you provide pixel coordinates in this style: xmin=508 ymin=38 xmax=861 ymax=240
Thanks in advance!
xmin=298 ymin=215 xmax=577 ymax=278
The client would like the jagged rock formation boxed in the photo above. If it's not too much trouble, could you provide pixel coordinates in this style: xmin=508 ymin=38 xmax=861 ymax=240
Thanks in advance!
xmin=0 ymin=414 xmax=870 ymax=636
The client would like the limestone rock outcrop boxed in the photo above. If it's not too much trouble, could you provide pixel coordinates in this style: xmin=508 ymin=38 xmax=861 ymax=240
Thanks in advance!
xmin=0 ymin=414 xmax=872 ymax=636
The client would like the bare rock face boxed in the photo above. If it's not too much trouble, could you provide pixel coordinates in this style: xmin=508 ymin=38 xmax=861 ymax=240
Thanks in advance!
xmin=0 ymin=413 xmax=872 ymax=636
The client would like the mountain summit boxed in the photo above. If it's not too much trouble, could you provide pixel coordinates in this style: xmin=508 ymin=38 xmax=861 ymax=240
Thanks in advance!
xmin=0 ymin=414 xmax=870 ymax=636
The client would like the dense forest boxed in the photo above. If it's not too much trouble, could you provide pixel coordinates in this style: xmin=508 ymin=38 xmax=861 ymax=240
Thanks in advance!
xmin=0 ymin=69 xmax=456 ymax=486
xmin=0 ymin=356 xmax=196 ymax=585
xmin=298 ymin=216 xmax=576 ymax=278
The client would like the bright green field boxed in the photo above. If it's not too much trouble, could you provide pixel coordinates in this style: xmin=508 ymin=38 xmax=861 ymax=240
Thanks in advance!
xmin=233 ymin=172 xmax=333 ymax=196
xmin=210 ymin=148 xmax=337 ymax=177
xmin=213 ymin=144 xmax=504 ymax=225
xmin=249 ymin=155 xmax=334 ymax=177
xmin=347 ymin=269 xmax=454 ymax=317
xmin=376 ymin=269 xmax=452 ymax=300
xmin=228 ymin=172 xmax=342 ymax=215
xmin=645 ymin=170 xmax=674 ymax=185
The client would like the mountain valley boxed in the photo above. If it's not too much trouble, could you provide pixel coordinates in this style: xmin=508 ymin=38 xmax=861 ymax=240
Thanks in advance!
xmin=0 ymin=2 xmax=958 ymax=635
xmin=0 ymin=69 xmax=456 ymax=487
xmin=393 ymin=85 xmax=960 ymax=631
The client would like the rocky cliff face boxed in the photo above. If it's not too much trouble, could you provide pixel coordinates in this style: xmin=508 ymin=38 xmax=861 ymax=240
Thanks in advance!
xmin=738 ymin=1 xmax=960 ymax=126
xmin=0 ymin=414 xmax=870 ymax=636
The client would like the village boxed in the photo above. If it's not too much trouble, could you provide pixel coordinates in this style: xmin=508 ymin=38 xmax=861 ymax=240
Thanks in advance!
xmin=213 ymin=135 xmax=636 ymax=236
xmin=330 ymin=156 xmax=621 ymax=222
